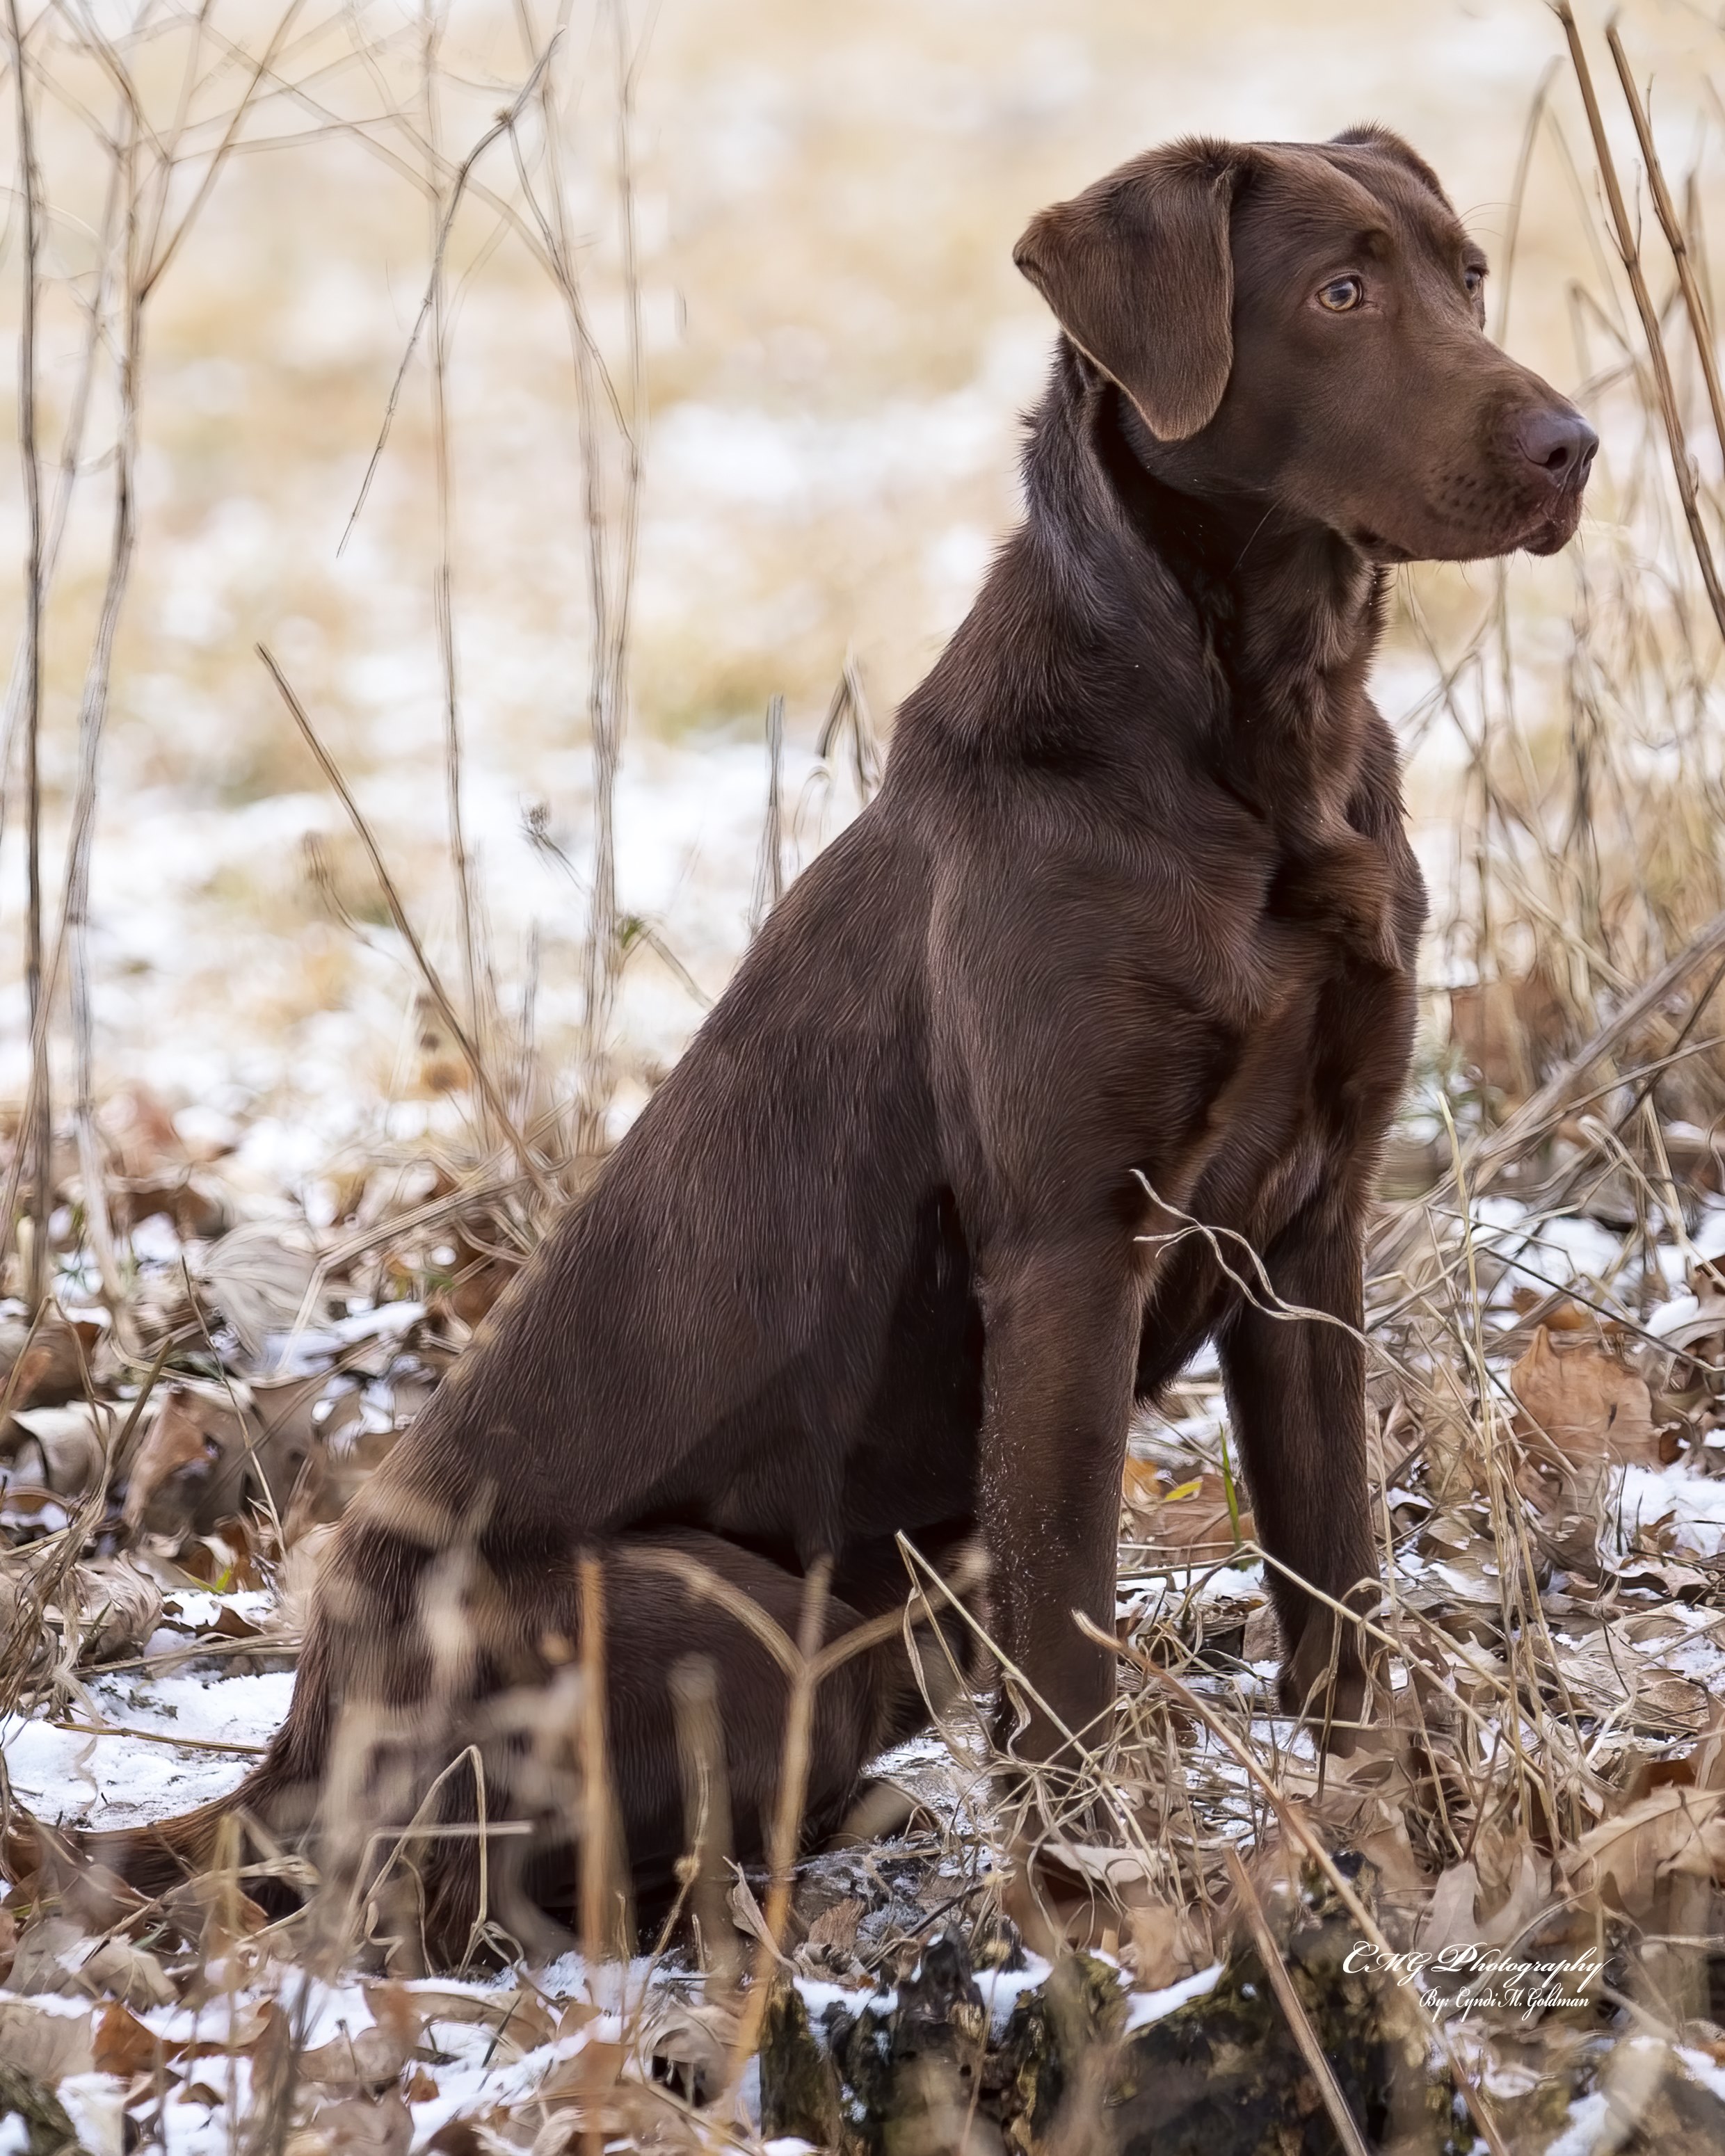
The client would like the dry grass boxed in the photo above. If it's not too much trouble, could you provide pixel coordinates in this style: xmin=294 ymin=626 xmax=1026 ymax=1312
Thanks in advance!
xmin=7 ymin=2 xmax=1725 ymax=2153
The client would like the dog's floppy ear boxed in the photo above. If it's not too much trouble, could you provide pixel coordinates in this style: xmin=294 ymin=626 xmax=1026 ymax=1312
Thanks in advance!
xmin=1013 ymin=138 xmax=1249 ymax=442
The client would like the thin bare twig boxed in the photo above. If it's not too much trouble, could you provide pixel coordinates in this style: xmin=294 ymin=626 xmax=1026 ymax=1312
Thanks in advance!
xmin=1557 ymin=3 xmax=1725 ymax=639
xmin=337 ymin=36 xmax=559 ymax=557
xmin=0 ymin=104 xmax=121 ymax=865
xmin=7 ymin=0 xmax=49 ymax=1311
xmin=749 ymin=693 xmax=785 ymax=935
xmin=1606 ymin=22 xmax=1725 ymax=483
xmin=419 ymin=0 xmax=484 ymax=1071
xmin=64 ymin=102 xmax=141 ymax=1325
xmin=721 ymin=1556 xmax=831 ymax=2112
xmin=257 ymin=646 xmax=554 ymax=1198
xmin=1494 ymin=57 xmax=1561 ymax=350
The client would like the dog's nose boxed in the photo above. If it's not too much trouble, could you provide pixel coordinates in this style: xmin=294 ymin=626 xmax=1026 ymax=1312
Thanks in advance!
xmin=1515 ymin=406 xmax=1598 ymax=490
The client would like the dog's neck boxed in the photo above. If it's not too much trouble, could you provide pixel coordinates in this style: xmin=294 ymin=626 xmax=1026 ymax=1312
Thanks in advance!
xmin=1109 ymin=392 xmax=1382 ymax=746
xmin=1023 ymin=350 xmax=1387 ymax=830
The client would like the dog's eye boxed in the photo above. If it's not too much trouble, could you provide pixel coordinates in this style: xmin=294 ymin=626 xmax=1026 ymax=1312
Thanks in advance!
xmin=1463 ymin=264 xmax=1486 ymax=300
xmin=1317 ymin=276 xmax=1363 ymax=313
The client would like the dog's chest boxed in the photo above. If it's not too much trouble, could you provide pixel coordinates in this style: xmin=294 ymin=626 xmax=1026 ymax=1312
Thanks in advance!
xmin=1217 ymin=677 xmax=1403 ymax=975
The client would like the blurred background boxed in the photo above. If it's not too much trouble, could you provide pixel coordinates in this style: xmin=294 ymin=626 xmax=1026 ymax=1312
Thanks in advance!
xmin=0 ymin=0 xmax=1719 ymax=1223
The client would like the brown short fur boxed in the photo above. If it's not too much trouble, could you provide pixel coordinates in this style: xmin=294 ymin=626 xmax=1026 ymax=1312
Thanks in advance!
xmin=58 ymin=129 xmax=1594 ymax=1958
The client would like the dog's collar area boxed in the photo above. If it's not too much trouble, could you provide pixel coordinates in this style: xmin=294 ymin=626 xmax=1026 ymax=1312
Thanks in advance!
xmin=1097 ymin=378 xmax=1367 ymax=595
xmin=1059 ymin=377 xmax=1379 ymax=682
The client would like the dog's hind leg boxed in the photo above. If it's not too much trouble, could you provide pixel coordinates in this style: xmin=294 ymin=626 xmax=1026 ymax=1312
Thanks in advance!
xmin=393 ymin=1528 xmax=953 ymax=1961
xmin=166 ymin=1525 xmax=976 ymax=1968
xmin=592 ymin=1529 xmax=935 ymax=1897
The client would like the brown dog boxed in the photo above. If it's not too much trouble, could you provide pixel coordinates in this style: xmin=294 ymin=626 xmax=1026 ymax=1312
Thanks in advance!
xmin=81 ymin=127 xmax=1592 ymax=1954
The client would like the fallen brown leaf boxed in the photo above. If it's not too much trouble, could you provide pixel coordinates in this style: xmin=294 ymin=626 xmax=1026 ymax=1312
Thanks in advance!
xmin=1560 ymin=1787 xmax=1725 ymax=1919
xmin=0 ymin=1310 xmax=101 ymax=1410
xmin=419 ymin=2123 xmax=484 ymax=2156
xmin=53 ymin=1555 xmax=164 ymax=1664
xmin=7 ymin=1403 xmax=114 ymax=1498
xmin=79 ymin=1933 xmax=177 ymax=2010
xmin=1634 ymin=1675 xmax=1712 ymax=1734
xmin=309 ymin=2091 xmax=412 ymax=2156
xmin=538 ymin=2038 xmax=629 ymax=2102
xmin=1003 ymin=1837 xmax=1167 ymax=1959
xmin=1509 ymin=1287 xmax=1594 ymax=1331
xmin=1419 ymin=1849 xmax=1550 ymax=1956
xmin=1124 ymin=1469 xmax=1255 ymax=1559
xmin=95 ymin=2000 xmax=162 ymax=2077
xmin=640 ymin=1995 xmax=739 ymax=2109
xmin=804 ymin=1894 xmax=865 ymax=1954
xmin=1123 ymin=1897 xmax=1210 ymax=1990
xmin=122 ymin=1383 xmax=246 ymax=1540
xmin=0 ymin=1995 xmax=96 ymax=2080
xmin=302 ymin=2023 xmax=418 ymax=2091
xmin=1511 ymin=1327 xmax=1661 ymax=1467
xmin=406 ymin=1986 xmax=556 ymax=2062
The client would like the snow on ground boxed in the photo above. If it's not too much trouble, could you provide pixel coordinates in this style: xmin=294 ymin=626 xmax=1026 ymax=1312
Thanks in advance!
xmin=3 ymin=1667 xmax=290 ymax=1828
xmin=8 ymin=732 xmax=851 ymax=1189
xmin=1614 ymin=1464 xmax=1725 ymax=1559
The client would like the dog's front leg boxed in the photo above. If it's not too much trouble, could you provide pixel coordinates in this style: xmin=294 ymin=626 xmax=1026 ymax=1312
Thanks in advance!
xmin=974 ymin=1234 xmax=1140 ymax=1770
xmin=1216 ymin=1190 xmax=1379 ymax=1746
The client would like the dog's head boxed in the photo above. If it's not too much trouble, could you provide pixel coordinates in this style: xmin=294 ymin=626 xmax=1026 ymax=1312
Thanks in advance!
xmin=1014 ymin=129 xmax=1595 ymax=563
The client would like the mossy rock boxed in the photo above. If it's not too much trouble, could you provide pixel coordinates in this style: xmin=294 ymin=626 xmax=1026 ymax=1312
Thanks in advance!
xmin=760 ymin=1979 xmax=845 ymax=2148
xmin=990 ymin=1951 xmax=1124 ymax=2150
xmin=760 ymin=1867 xmax=1473 ymax=2155
xmin=1110 ymin=1864 xmax=1461 ymax=2156
xmin=0 ymin=2064 xmax=88 ymax=2156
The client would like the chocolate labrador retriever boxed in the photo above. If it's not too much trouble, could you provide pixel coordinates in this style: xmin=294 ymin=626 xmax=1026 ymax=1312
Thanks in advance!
xmin=81 ymin=127 xmax=1593 ymax=1952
